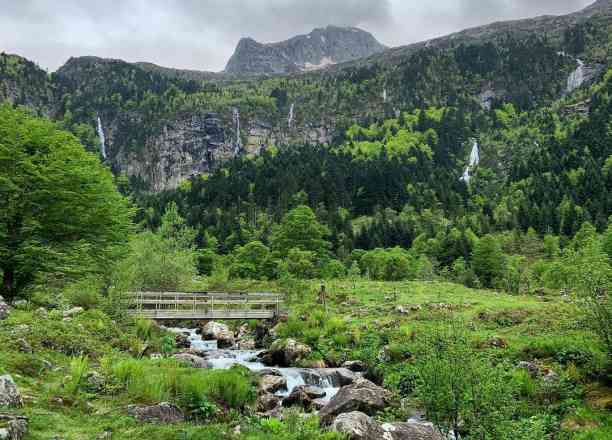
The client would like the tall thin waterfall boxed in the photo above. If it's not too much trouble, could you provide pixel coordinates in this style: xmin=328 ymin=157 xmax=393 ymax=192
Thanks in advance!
xmin=232 ymin=108 xmax=242 ymax=153
xmin=382 ymin=88 xmax=387 ymax=103
xmin=460 ymin=140 xmax=480 ymax=183
xmin=96 ymin=116 xmax=107 ymax=160
xmin=566 ymin=59 xmax=585 ymax=94
xmin=288 ymin=103 xmax=295 ymax=128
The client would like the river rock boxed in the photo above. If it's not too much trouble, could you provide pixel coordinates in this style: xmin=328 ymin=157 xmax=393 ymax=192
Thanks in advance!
xmin=262 ymin=338 xmax=312 ymax=367
xmin=342 ymin=361 xmax=366 ymax=372
xmin=174 ymin=333 xmax=190 ymax=349
xmin=237 ymin=338 xmax=256 ymax=350
xmin=127 ymin=402 xmax=184 ymax=424
xmin=317 ymin=368 xmax=359 ymax=387
xmin=255 ymin=368 xmax=283 ymax=377
xmin=331 ymin=411 xmax=385 ymax=439
xmin=0 ymin=413 xmax=28 ymax=440
xmin=0 ymin=297 xmax=9 ymax=320
xmin=319 ymin=378 xmax=392 ymax=425
xmin=257 ymin=393 xmax=281 ymax=412
xmin=259 ymin=375 xmax=287 ymax=394
xmin=0 ymin=376 xmax=22 ymax=408
xmin=201 ymin=322 xmax=235 ymax=348
xmin=282 ymin=386 xmax=312 ymax=410
xmin=380 ymin=420 xmax=444 ymax=440
xmin=303 ymin=386 xmax=326 ymax=399
xmin=173 ymin=353 xmax=211 ymax=369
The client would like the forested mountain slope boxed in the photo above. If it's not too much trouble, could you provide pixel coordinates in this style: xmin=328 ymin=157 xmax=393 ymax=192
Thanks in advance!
xmin=0 ymin=1 xmax=611 ymax=191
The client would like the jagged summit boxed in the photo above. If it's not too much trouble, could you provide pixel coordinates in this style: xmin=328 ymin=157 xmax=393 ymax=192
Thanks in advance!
xmin=224 ymin=25 xmax=386 ymax=75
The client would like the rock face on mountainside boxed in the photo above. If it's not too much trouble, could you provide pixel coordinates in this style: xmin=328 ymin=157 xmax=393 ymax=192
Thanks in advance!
xmin=224 ymin=26 xmax=386 ymax=75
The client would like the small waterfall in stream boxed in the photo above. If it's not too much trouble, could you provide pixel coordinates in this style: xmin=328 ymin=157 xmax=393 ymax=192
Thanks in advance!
xmin=460 ymin=140 xmax=480 ymax=183
xmin=96 ymin=116 xmax=107 ymax=160
xmin=167 ymin=327 xmax=340 ymax=401
xmin=288 ymin=103 xmax=295 ymax=129
xmin=567 ymin=59 xmax=585 ymax=94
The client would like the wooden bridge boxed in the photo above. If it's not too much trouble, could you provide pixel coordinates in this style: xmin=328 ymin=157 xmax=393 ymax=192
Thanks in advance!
xmin=126 ymin=291 xmax=284 ymax=320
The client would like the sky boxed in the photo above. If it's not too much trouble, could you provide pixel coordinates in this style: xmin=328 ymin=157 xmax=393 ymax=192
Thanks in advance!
xmin=1 ymin=0 xmax=595 ymax=72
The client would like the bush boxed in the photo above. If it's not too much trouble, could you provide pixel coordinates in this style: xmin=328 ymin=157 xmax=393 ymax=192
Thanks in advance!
xmin=197 ymin=249 xmax=217 ymax=276
xmin=63 ymin=276 xmax=104 ymax=309
xmin=321 ymin=259 xmax=347 ymax=279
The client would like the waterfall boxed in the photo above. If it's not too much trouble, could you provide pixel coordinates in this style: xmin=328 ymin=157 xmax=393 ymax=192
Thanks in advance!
xmin=460 ymin=140 xmax=480 ymax=183
xmin=96 ymin=116 xmax=107 ymax=160
xmin=288 ymin=103 xmax=295 ymax=128
xmin=566 ymin=59 xmax=585 ymax=94
xmin=232 ymin=108 xmax=242 ymax=153
xmin=382 ymin=88 xmax=387 ymax=103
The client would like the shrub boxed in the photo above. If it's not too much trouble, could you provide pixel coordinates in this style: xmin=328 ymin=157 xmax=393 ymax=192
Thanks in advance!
xmin=135 ymin=318 xmax=155 ymax=341
xmin=321 ymin=259 xmax=347 ymax=279
xmin=63 ymin=276 xmax=103 ymax=309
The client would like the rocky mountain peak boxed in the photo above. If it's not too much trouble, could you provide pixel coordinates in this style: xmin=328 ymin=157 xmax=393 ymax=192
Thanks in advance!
xmin=224 ymin=26 xmax=386 ymax=75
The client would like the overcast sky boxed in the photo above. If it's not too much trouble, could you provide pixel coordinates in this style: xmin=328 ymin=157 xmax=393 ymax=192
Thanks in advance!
xmin=1 ymin=0 xmax=595 ymax=72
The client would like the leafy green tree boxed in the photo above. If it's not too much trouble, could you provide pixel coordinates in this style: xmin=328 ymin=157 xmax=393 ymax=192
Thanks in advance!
xmin=471 ymin=235 xmax=505 ymax=288
xmin=282 ymin=248 xmax=317 ymax=279
xmin=270 ymin=205 xmax=330 ymax=257
xmin=0 ymin=105 xmax=133 ymax=298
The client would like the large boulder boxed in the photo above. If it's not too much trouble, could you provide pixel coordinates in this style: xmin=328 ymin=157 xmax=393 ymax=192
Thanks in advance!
xmin=257 ymin=393 xmax=281 ymax=413
xmin=282 ymin=386 xmax=313 ymax=411
xmin=319 ymin=378 xmax=392 ymax=425
xmin=0 ymin=414 xmax=28 ymax=440
xmin=331 ymin=411 xmax=385 ymax=440
xmin=0 ymin=297 xmax=9 ymax=321
xmin=201 ymin=322 xmax=235 ymax=348
xmin=341 ymin=361 xmax=367 ymax=372
xmin=127 ymin=402 xmax=184 ymax=424
xmin=332 ymin=412 xmax=444 ymax=440
xmin=173 ymin=353 xmax=211 ymax=369
xmin=0 ymin=376 xmax=22 ymax=408
xmin=261 ymin=338 xmax=312 ymax=367
xmin=259 ymin=375 xmax=287 ymax=394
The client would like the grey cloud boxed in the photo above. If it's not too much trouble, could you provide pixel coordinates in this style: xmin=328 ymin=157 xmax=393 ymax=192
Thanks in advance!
xmin=0 ymin=0 xmax=596 ymax=72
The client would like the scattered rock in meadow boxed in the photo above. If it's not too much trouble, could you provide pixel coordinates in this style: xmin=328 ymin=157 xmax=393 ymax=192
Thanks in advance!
xmin=15 ymin=339 xmax=32 ymax=354
xmin=259 ymin=375 xmax=287 ymax=394
xmin=127 ymin=402 xmax=184 ymax=424
xmin=342 ymin=361 xmax=366 ymax=372
xmin=319 ymin=378 xmax=392 ymax=425
xmin=63 ymin=307 xmax=84 ymax=319
xmin=0 ymin=413 xmax=28 ymax=440
xmin=0 ymin=297 xmax=9 ymax=321
xmin=0 ymin=376 xmax=22 ymax=408
xmin=85 ymin=372 xmax=106 ymax=393
xmin=173 ymin=353 xmax=211 ymax=369
xmin=201 ymin=322 xmax=235 ymax=348
xmin=486 ymin=336 xmax=508 ymax=349
xmin=518 ymin=361 xmax=540 ymax=377
xmin=395 ymin=305 xmax=408 ymax=315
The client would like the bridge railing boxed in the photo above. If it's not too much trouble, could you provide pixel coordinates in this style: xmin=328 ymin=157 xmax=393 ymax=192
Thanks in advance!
xmin=125 ymin=291 xmax=284 ymax=320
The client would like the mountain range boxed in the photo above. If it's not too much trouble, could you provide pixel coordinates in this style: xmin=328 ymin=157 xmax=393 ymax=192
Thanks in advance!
xmin=1 ymin=0 xmax=611 ymax=191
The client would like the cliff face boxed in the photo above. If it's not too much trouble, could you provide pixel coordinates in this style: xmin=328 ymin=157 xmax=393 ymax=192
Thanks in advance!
xmin=224 ymin=26 xmax=387 ymax=75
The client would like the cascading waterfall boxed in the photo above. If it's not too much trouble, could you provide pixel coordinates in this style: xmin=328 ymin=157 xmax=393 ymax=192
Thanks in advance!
xmin=460 ymin=140 xmax=480 ymax=183
xmin=382 ymin=87 xmax=387 ymax=103
xmin=167 ymin=327 xmax=341 ymax=402
xmin=96 ymin=116 xmax=107 ymax=160
xmin=288 ymin=103 xmax=295 ymax=128
xmin=566 ymin=59 xmax=585 ymax=94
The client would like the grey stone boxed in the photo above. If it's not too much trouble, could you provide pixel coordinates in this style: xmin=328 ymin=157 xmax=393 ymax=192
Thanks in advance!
xmin=319 ymin=378 xmax=392 ymax=425
xmin=259 ymin=375 xmax=287 ymax=394
xmin=127 ymin=402 xmax=184 ymax=424
xmin=173 ymin=353 xmax=211 ymax=369
xmin=0 ymin=413 xmax=28 ymax=440
xmin=0 ymin=376 xmax=22 ymax=408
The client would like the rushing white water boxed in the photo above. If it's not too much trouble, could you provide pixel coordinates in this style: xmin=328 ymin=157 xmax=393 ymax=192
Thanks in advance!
xmin=168 ymin=327 xmax=340 ymax=402
xmin=288 ymin=103 xmax=295 ymax=128
xmin=96 ymin=116 xmax=107 ymax=159
xmin=382 ymin=88 xmax=387 ymax=103
xmin=460 ymin=140 xmax=480 ymax=183
xmin=567 ymin=59 xmax=585 ymax=94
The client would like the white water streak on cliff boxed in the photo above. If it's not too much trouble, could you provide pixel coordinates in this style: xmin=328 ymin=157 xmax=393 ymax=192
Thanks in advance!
xmin=288 ymin=103 xmax=295 ymax=128
xmin=567 ymin=59 xmax=585 ymax=94
xmin=461 ymin=140 xmax=480 ymax=183
xmin=96 ymin=116 xmax=107 ymax=159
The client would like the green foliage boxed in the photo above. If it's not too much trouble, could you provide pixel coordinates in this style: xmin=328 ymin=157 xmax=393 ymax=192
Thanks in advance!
xmin=63 ymin=276 xmax=103 ymax=309
xmin=0 ymin=105 xmax=133 ymax=298
xmin=472 ymin=235 xmax=505 ymax=288
xmin=360 ymin=247 xmax=429 ymax=281
xmin=270 ymin=206 xmax=331 ymax=257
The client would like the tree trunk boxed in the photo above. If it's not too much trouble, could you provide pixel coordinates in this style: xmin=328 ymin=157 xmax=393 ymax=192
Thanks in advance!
xmin=2 ymin=266 xmax=14 ymax=299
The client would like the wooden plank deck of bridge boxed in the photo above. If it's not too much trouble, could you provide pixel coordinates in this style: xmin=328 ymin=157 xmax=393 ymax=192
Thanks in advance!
xmin=125 ymin=291 xmax=284 ymax=320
